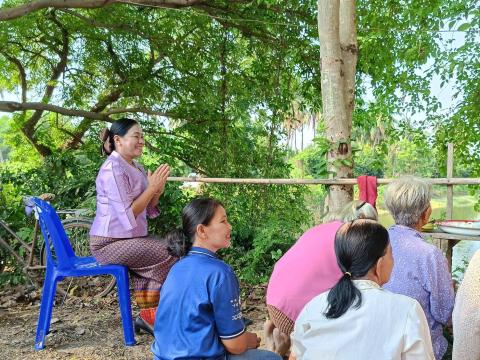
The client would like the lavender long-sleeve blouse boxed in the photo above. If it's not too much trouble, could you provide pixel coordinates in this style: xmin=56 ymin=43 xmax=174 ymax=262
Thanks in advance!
xmin=90 ymin=151 xmax=159 ymax=238
xmin=383 ymin=225 xmax=455 ymax=360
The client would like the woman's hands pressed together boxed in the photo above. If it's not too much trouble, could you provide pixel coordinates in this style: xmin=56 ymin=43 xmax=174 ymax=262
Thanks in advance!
xmin=148 ymin=164 xmax=170 ymax=196
xmin=132 ymin=163 xmax=170 ymax=218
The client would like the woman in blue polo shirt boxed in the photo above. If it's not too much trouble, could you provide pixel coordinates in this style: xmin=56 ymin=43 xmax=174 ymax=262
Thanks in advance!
xmin=152 ymin=198 xmax=281 ymax=360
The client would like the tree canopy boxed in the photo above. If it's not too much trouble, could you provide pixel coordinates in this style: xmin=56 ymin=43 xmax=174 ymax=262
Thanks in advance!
xmin=0 ymin=0 xmax=476 ymax=160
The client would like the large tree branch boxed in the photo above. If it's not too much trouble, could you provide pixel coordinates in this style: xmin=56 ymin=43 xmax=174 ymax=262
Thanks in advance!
xmin=0 ymin=101 xmax=110 ymax=120
xmin=2 ymin=0 xmax=280 ymax=45
xmin=0 ymin=101 xmax=177 ymax=120
xmin=105 ymin=107 xmax=173 ymax=116
xmin=59 ymin=8 xmax=151 ymax=40
xmin=22 ymin=14 xmax=69 ymax=136
xmin=0 ymin=0 xmax=204 ymax=21
xmin=18 ymin=13 xmax=69 ymax=156
xmin=2 ymin=54 xmax=28 ymax=103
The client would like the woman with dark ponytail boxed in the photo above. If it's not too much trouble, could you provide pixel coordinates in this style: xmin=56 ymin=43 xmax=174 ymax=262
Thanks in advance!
xmin=89 ymin=118 xmax=178 ymax=335
xmin=290 ymin=220 xmax=434 ymax=360
xmin=265 ymin=200 xmax=378 ymax=356
xmin=152 ymin=198 xmax=281 ymax=360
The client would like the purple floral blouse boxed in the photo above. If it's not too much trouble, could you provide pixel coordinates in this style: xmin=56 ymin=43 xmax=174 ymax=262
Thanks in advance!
xmin=384 ymin=225 xmax=455 ymax=360
xmin=90 ymin=151 xmax=159 ymax=238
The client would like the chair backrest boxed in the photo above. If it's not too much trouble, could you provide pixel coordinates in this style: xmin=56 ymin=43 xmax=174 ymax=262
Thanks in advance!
xmin=33 ymin=198 xmax=76 ymax=270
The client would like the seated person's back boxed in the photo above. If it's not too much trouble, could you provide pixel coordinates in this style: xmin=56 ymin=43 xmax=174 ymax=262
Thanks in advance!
xmin=267 ymin=220 xmax=343 ymax=322
xmin=265 ymin=201 xmax=378 ymax=355
xmin=382 ymin=176 xmax=454 ymax=360
xmin=291 ymin=220 xmax=434 ymax=360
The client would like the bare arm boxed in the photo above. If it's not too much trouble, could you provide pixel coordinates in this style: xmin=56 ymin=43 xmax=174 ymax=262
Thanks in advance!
xmin=221 ymin=331 xmax=260 ymax=355
xmin=131 ymin=186 xmax=157 ymax=217
xmin=149 ymin=191 xmax=162 ymax=209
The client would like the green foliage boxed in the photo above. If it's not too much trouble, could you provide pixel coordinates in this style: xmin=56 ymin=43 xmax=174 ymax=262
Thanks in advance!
xmin=0 ymin=115 xmax=10 ymax=161
xmin=290 ymin=136 xmax=329 ymax=179
xmin=288 ymin=135 xmax=329 ymax=223
xmin=208 ymin=183 xmax=312 ymax=283
xmin=353 ymin=142 xmax=385 ymax=177
xmin=387 ymin=132 xmax=440 ymax=178
xmin=148 ymin=182 xmax=192 ymax=237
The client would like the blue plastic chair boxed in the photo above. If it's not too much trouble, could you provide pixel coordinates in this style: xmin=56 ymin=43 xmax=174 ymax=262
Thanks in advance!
xmin=33 ymin=197 xmax=135 ymax=350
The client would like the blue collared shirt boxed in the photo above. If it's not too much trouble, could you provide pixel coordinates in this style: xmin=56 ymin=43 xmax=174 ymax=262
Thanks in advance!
xmin=152 ymin=246 xmax=245 ymax=360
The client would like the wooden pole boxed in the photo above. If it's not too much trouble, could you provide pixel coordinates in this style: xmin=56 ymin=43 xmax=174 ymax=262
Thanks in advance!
xmin=167 ymin=176 xmax=480 ymax=186
xmin=445 ymin=143 xmax=455 ymax=270
xmin=446 ymin=143 xmax=454 ymax=220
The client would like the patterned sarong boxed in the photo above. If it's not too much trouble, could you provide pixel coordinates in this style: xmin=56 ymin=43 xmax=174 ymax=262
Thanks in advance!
xmin=90 ymin=235 xmax=178 ymax=325
xmin=267 ymin=304 xmax=295 ymax=336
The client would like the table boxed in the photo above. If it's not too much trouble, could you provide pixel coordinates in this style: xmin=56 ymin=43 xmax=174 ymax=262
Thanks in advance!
xmin=421 ymin=231 xmax=480 ymax=270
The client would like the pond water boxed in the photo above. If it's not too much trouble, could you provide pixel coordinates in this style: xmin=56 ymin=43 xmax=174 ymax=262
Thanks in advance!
xmin=376 ymin=194 xmax=480 ymax=281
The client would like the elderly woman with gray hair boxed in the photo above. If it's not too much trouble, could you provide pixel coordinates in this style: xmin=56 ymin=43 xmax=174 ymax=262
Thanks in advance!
xmin=383 ymin=176 xmax=454 ymax=360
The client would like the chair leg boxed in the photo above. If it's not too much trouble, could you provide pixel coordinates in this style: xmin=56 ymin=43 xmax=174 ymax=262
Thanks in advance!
xmin=44 ymin=279 xmax=58 ymax=336
xmin=116 ymin=270 xmax=136 ymax=346
xmin=35 ymin=266 xmax=58 ymax=350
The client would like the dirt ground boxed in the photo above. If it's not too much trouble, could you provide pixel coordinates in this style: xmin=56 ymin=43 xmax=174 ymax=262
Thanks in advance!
xmin=0 ymin=283 xmax=269 ymax=360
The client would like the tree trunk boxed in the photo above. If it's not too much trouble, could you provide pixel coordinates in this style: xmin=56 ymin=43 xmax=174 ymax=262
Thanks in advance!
xmin=339 ymin=0 xmax=357 ymax=123
xmin=317 ymin=0 xmax=357 ymax=213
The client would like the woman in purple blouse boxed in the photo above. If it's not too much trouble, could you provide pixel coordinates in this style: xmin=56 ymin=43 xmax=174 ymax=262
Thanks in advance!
xmin=383 ymin=176 xmax=455 ymax=360
xmin=89 ymin=118 xmax=178 ymax=335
